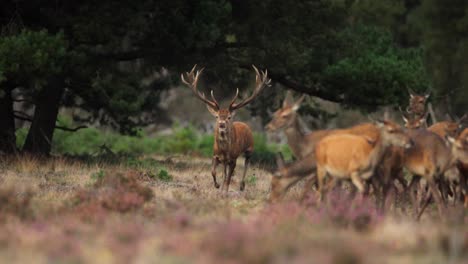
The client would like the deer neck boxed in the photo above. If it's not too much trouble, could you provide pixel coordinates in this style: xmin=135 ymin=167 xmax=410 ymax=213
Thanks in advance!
xmin=284 ymin=117 xmax=306 ymax=158
xmin=215 ymin=125 xmax=235 ymax=152
xmin=367 ymin=134 xmax=386 ymax=168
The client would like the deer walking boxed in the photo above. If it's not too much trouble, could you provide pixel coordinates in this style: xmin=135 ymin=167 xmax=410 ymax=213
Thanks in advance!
xmin=181 ymin=65 xmax=270 ymax=193
xmin=402 ymin=116 xmax=468 ymax=218
xmin=266 ymin=93 xmax=408 ymax=206
xmin=266 ymin=93 xmax=382 ymax=202
xmin=315 ymin=120 xmax=413 ymax=201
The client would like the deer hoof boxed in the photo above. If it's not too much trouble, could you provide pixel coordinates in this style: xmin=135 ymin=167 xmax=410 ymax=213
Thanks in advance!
xmin=240 ymin=182 xmax=245 ymax=191
xmin=214 ymin=183 xmax=220 ymax=189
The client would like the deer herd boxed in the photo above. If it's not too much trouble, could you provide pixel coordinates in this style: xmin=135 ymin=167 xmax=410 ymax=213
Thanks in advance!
xmin=181 ymin=65 xmax=468 ymax=220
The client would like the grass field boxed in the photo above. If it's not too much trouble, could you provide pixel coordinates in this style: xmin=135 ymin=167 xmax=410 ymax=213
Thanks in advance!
xmin=0 ymin=154 xmax=466 ymax=264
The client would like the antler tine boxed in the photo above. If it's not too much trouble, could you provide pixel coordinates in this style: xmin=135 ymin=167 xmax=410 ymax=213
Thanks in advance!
xmin=181 ymin=65 xmax=218 ymax=110
xmin=229 ymin=65 xmax=271 ymax=111
xmin=210 ymin=90 xmax=220 ymax=108
xmin=228 ymin=88 xmax=240 ymax=109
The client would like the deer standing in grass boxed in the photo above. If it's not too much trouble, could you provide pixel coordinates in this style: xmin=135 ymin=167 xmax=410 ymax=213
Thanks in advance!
xmin=181 ymin=65 xmax=271 ymax=193
xmin=315 ymin=120 xmax=413 ymax=201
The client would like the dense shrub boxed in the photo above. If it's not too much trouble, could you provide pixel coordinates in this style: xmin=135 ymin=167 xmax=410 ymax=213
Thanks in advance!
xmin=16 ymin=122 xmax=290 ymax=166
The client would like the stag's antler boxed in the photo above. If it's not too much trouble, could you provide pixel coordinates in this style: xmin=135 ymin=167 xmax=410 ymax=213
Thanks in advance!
xmin=181 ymin=65 xmax=219 ymax=110
xmin=229 ymin=65 xmax=271 ymax=111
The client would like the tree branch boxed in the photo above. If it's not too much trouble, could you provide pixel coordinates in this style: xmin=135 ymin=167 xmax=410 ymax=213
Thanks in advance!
xmin=237 ymin=65 xmax=344 ymax=103
xmin=12 ymin=98 xmax=33 ymax=103
xmin=13 ymin=112 xmax=88 ymax=132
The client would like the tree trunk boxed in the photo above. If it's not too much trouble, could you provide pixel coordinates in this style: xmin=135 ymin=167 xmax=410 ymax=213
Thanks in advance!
xmin=0 ymin=86 xmax=17 ymax=154
xmin=23 ymin=77 xmax=64 ymax=156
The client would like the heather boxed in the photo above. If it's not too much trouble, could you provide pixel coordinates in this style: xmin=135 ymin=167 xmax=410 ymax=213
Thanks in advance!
xmin=0 ymin=155 xmax=466 ymax=264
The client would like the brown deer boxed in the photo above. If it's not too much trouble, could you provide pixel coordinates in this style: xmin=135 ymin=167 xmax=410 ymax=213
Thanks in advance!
xmin=456 ymin=129 xmax=468 ymax=207
xmin=403 ymin=113 xmax=466 ymax=208
xmin=266 ymin=93 xmax=382 ymax=202
xmin=403 ymin=113 xmax=466 ymax=138
xmin=181 ymin=65 xmax=270 ymax=193
xmin=402 ymin=116 xmax=468 ymax=218
xmin=407 ymin=88 xmax=430 ymax=119
xmin=315 ymin=120 xmax=413 ymax=201
xmin=428 ymin=114 xmax=466 ymax=138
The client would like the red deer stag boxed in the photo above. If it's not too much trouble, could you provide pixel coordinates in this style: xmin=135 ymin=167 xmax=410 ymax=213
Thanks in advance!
xmin=315 ymin=120 xmax=412 ymax=201
xmin=181 ymin=65 xmax=271 ymax=193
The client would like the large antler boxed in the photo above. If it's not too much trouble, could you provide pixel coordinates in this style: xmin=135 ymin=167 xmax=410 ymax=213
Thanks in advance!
xmin=181 ymin=65 xmax=219 ymax=110
xmin=229 ymin=65 xmax=271 ymax=111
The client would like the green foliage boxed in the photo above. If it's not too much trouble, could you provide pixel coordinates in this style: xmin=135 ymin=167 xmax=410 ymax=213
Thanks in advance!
xmin=0 ymin=29 xmax=68 ymax=87
xmin=157 ymin=169 xmax=172 ymax=182
xmin=322 ymin=25 xmax=428 ymax=111
xmin=245 ymin=175 xmax=257 ymax=186
xmin=16 ymin=121 xmax=287 ymax=167
xmin=124 ymin=157 xmax=171 ymax=182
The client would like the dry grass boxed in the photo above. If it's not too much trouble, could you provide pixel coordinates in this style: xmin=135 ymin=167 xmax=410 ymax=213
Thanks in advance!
xmin=0 ymin=154 xmax=466 ymax=264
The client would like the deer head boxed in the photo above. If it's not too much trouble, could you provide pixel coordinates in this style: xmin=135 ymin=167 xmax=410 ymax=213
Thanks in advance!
xmin=376 ymin=119 xmax=414 ymax=149
xmin=265 ymin=91 xmax=305 ymax=132
xmin=446 ymin=128 xmax=468 ymax=164
xmin=402 ymin=109 xmax=428 ymax=129
xmin=181 ymin=65 xmax=271 ymax=141
xmin=406 ymin=88 xmax=430 ymax=117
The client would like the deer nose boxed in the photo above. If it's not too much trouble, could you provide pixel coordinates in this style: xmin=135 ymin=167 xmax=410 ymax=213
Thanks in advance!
xmin=219 ymin=122 xmax=226 ymax=128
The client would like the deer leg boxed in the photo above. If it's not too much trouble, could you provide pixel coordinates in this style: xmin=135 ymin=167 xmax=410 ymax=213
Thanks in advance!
xmin=225 ymin=160 xmax=236 ymax=193
xmin=350 ymin=172 xmax=365 ymax=193
xmin=221 ymin=162 xmax=228 ymax=192
xmin=438 ymin=178 xmax=449 ymax=204
xmin=416 ymin=191 xmax=432 ymax=221
xmin=350 ymin=172 xmax=367 ymax=203
xmin=458 ymin=173 xmax=467 ymax=207
xmin=300 ymin=175 xmax=317 ymax=202
xmin=407 ymin=176 xmax=420 ymax=218
xmin=211 ymin=157 xmax=220 ymax=189
xmin=239 ymin=152 xmax=251 ymax=191
xmin=428 ymin=179 xmax=446 ymax=219
xmin=317 ymin=166 xmax=327 ymax=202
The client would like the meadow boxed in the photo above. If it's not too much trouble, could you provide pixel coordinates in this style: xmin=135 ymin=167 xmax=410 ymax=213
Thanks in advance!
xmin=0 ymin=127 xmax=466 ymax=264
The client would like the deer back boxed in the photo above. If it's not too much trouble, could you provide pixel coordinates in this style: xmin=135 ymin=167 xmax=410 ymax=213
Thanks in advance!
xmin=316 ymin=134 xmax=378 ymax=178
xmin=404 ymin=129 xmax=452 ymax=178
xmin=428 ymin=121 xmax=460 ymax=138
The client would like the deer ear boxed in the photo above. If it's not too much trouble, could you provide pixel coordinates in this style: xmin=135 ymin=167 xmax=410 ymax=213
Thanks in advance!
xmin=445 ymin=135 xmax=459 ymax=147
xmin=283 ymin=91 xmax=293 ymax=107
xmin=230 ymin=111 xmax=236 ymax=118
xmin=291 ymin=95 xmax=305 ymax=111
xmin=402 ymin=115 xmax=409 ymax=124
xmin=424 ymin=93 xmax=430 ymax=100
xmin=206 ymin=105 xmax=218 ymax=116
